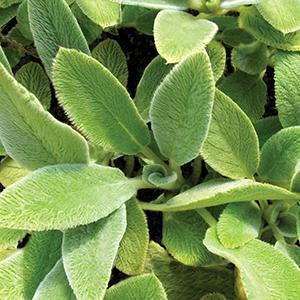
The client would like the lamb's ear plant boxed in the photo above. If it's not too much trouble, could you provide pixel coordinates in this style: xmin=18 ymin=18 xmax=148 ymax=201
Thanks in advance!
xmin=0 ymin=0 xmax=300 ymax=299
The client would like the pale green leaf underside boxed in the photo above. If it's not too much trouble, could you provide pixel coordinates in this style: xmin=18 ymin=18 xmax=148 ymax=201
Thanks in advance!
xmin=141 ymin=179 xmax=299 ymax=212
xmin=201 ymin=89 xmax=260 ymax=179
xmin=146 ymin=242 xmax=235 ymax=300
xmin=104 ymin=274 xmax=167 ymax=300
xmin=154 ymin=10 xmax=218 ymax=63
xmin=92 ymin=39 xmax=128 ymax=86
xmin=116 ymin=199 xmax=149 ymax=275
xmin=217 ymin=202 xmax=261 ymax=249
xmin=239 ymin=6 xmax=300 ymax=51
xmin=15 ymin=62 xmax=51 ymax=110
xmin=0 ymin=64 xmax=89 ymax=170
xmin=163 ymin=211 xmax=220 ymax=266
xmin=33 ymin=259 xmax=76 ymax=300
xmin=150 ymin=51 xmax=215 ymax=166
xmin=77 ymin=0 xmax=120 ymax=28
xmin=63 ymin=207 xmax=126 ymax=300
xmin=53 ymin=48 xmax=150 ymax=155
xmin=0 ymin=228 xmax=26 ymax=250
xmin=111 ymin=0 xmax=189 ymax=10
xmin=204 ymin=228 xmax=300 ymax=300
xmin=258 ymin=127 xmax=300 ymax=188
xmin=275 ymin=50 xmax=300 ymax=128
xmin=0 ymin=164 xmax=136 ymax=231
xmin=28 ymin=0 xmax=90 ymax=78
xmin=218 ymin=72 xmax=267 ymax=122
xmin=134 ymin=55 xmax=173 ymax=122
xmin=256 ymin=0 xmax=300 ymax=34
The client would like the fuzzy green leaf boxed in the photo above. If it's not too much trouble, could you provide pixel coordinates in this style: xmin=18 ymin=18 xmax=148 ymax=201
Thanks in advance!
xmin=28 ymin=0 xmax=90 ymax=77
xmin=231 ymin=42 xmax=268 ymax=75
xmin=134 ymin=55 xmax=173 ymax=122
xmin=163 ymin=211 xmax=221 ymax=266
xmin=116 ymin=199 xmax=149 ymax=275
xmin=0 ymin=164 xmax=136 ymax=231
xmin=53 ymin=48 xmax=150 ymax=155
xmin=256 ymin=0 xmax=300 ymax=34
xmin=0 ymin=64 xmax=89 ymax=170
xmin=254 ymin=116 xmax=282 ymax=148
xmin=0 ymin=45 xmax=12 ymax=74
xmin=275 ymin=241 xmax=300 ymax=267
xmin=218 ymin=72 xmax=267 ymax=122
xmin=0 ymin=0 xmax=21 ymax=8
xmin=145 ymin=242 xmax=235 ymax=300
xmin=111 ymin=0 xmax=189 ymax=10
xmin=24 ymin=231 xmax=63 ymax=299
xmin=63 ymin=207 xmax=126 ymax=300
xmin=0 ymin=228 xmax=26 ymax=250
xmin=92 ymin=39 xmax=128 ymax=86
xmin=275 ymin=50 xmax=300 ymax=127
xmin=204 ymin=228 xmax=300 ymax=300
xmin=154 ymin=10 xmax=218 ymax=63
xmin=77 ymin=0 xmax=120 ymax=28
xmin=150 ymin=51 xmax=215 ymax=166
xmin=239 ymin=6 xmax=300 ymax=51
xmin=15 ymin=62 xmax=51 ymax=110
xmin=206 ymin=41 xmax=226 ymax=82
xmin=17 ymin=0 xmax=33 ymax=41
xmin=258 ymin=127 xmax=300 ymax=188
xmin=217 ymin=202 xmax=262 ymax=249
xmin=201 ymin=90 xmax=260 ymax=179
xmin=141 ymin=179 xmax=299 ymax=212
xmin=0 ymin=4 xmax=18 ymax=27
xmin=33 ymin=259 xmax=76 ymax=300
xmin=105 ymin=274 xmax=167 ymax=300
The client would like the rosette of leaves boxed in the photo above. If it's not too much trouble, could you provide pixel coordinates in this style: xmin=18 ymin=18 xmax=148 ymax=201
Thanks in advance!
xmin=0 ymin=0 xmax=300 ymax=299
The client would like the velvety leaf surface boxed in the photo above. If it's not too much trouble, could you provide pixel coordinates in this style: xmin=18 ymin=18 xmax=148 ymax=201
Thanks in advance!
xmin=258 ymin=127 xmax=300 ymax=188
xmin=254 ymin=116 xmax=282 ymax=148
xmin=154 ymin=10 xmax=218 ymax=63
xmin=28 ymin=0 xmax=90 ymax=77
xmin=163 ymin=211 xmax=220 ymax=266
xmin=201 ymin=90 xmax=260 ymax=179
xmin=63 ymin=207 xmax=126 ymax=300
xmin=17 ymin=0 xmax=33 ymax=41
xmin=275 ymin=241 xmax=300 ymax=267
xmin=116 ymin=199 xmax=149 ymax=275
xmin=218 ymin=72 xmax=267 ymax=122
xmin=145 ymin=242 xmax=235 ymax=300
xmin=142 ymin=179 xmax=299 ymax=212
xmin=204 ymin=228 xmax=300 ymax=300
xmin=0 ymin=251 xmax=24 ymax=298
xmin=256 ymin=0 xmax=300 ymax=34
xmin=0 ymin=64 xmax=89 ymax=170
xmin=92 ymin=39 xmax=128 ymax=86
xmin=33 ymin=259 xmax=76 ymax=300
xmin=53 ymin=48 xmax=150 ymax=155
xmin=217 ymin=202 xmax=262 ymax=249
xmin=0 ymin=4 xmax=18 ymax=27
xmin=0 ymin=228 xmax=26 ymax=249
xmin=135 ymin=55 xmax=173 ymax=122
xmin=77 ymin=0 xmax=120 ymax=28
xmin=104 ymin=274 xmax=167 ymax=300
xmin=239 ymin=6 xmax=300 ymax=51
xmin=23 ymin=231 xmax=62 ymax=299
xmin=206 ymin=41 xmax=226 ymax=82
xmin=111 ymin=0 xmax=189 ymax=10
xmin=0 ymin=45 xmax=12 ymax=74
xmin=0 ymin=164 xmax=136 ymax=231
xmin=150 ymin=51 xmax=215 ymax=166
xmin=0 ymin=0 xmax=21 ymax=8
xmin=15 ymin=62 xmax=51 ymax=110
xmin=275 ymin=50 xmax=300 ymax=127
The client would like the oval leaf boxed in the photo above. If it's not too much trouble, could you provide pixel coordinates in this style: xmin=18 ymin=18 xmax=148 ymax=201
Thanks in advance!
xmin=201 ymin=90 xmax=260 ymax=179
xmin=204 ymin=228 xmax=300 ymax=300
xmin=0 ymin=64 xmax=89 ymax=170
xmin=0 ymin=164 xmax=136 ymax=231
xmin=217 ymin=202 xmax=262 ymax=249
xmin=28 ymin=0 xmax=90 ymax=77
xmin=150 ymin=51 xmax=215 ymax=166
xmin=104 ymin=274 xmax=167 ymax=300
xmin=53 ymin=48 xmax=150 ymax=155
xmin=154 ymin=10 xmax=218 ymax=63
xmin=63 ymin=206 xmax=126 ymax=300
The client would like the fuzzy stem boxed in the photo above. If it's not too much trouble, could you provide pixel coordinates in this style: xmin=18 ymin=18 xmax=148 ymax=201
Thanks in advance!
xmin=197 ymin=208 xmax=218 ymax=227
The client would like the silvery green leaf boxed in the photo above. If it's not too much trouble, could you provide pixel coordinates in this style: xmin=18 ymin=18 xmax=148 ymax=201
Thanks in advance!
xmin=206 ymin=41 xmax=226 ymax=82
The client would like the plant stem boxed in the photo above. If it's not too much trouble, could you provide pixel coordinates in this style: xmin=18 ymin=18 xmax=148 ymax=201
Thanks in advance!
xmin=169 ymin=160 xmax=185 ymax=188
xmin=124 ymin=155 xmax=135 ymax=177
xmin=271 ymin=225 xmax=285 ymax=242
xmin=139 ymin=201 xmax=165 ymax=211
xmin=197 ymin=208 xmax=217 ymax=227
xmin=191 ymin=156 xmax=202 ymax=185
xmin=140 ymin=146 xmax=170 ymax=170
xmin=129 ymin=176 xmax=155 ymax=190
